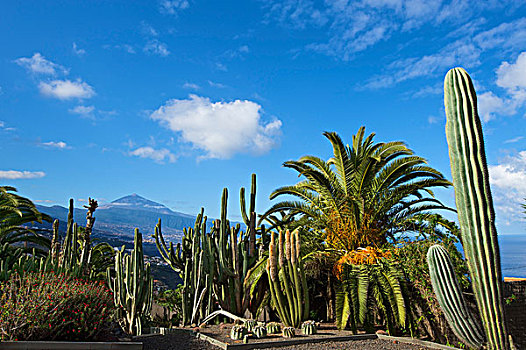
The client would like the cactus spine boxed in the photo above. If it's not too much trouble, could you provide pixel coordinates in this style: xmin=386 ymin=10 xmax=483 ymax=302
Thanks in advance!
xmin=427 ymin=245 xmax=484 ymax=348
xmin=107 ymin=229 xmax=153 ymax=335
xmin=444 ymin=67 xmax=509 ymax=350
xmin=266 ymin=229 xmax=309 ymax=328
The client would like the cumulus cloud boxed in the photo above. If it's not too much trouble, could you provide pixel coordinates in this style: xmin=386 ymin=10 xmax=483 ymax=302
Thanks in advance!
xmin=129 ymin=146 xmax=177 ymax=163
xmin=488 ymin=151 xmax=526 ymax=224
xmin=39 ymin=79 xmax=95 ymax=100
xmin=15 ymin=53 xmax=68 ymax=75
xmin=478 ymin=52 xmax=526 ymax=122
xmin=150 ymin=95 xmax=282 ymax=159
xmin=0 ymin=170 xmax=46 ymax=179
xmin=40 ymin=141 xmax=69 ymax=149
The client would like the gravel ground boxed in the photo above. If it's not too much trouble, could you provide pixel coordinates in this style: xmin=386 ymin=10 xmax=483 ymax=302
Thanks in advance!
xmin=135 ymin=332 xmax=435 ymax=350
xmin=134 ymin=333 xmax=211 ymax=350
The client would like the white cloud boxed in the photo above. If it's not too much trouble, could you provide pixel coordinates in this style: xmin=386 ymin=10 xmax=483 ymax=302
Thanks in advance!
xmin=208 ymin=80 xmax=226 ymax=88
xmin=144 ymin=40 xmax=170 ymax=56
xmin=40 ymin=141 xmax=69 ymax=149
xmin=39 ymin=79 xmax=95 ymax=100
xmin=72 ymin=43 xmax=86 ymax=56
xmin=264 ymin=1 xmax=523 ymax=62
xmin=69 ymin=105 xmax=95 ymax=117
xmin=160 ymin=0 xmax=189 ymax=15
xmin=496 ymin=52 xmax=526 ymax=90
xmin=0 ymin=170 xmax=46 ymax=179
xmin=129 ymin=146 xmax=177 ymax=163
xmin=478 ymin=52 xmax=526 ymax=122
xmin=150 ymin=95 xmax=282 ymax=159
xmin=504 ymin=136 xmax=524 ymax=144
xmin=489 ymin=151 xmax=526 ymax=223
xmin=34 ymin=199 xmax=53 ymax=203
xmin=15 ymin=53 xmax=68 ymax=75
xmin=183 ymin=82 xmax=200 ymax=90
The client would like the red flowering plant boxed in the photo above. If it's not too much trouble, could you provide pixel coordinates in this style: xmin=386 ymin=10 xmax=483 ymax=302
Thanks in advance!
xmin=0 ymin=271 xmax=115 ymax=341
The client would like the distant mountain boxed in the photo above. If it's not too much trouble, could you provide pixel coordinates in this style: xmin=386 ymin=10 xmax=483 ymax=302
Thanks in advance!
xmin=35 ymin=194 xmax=197 ymax=241
xmin=100 ymin=193 xmax=189 ymax=216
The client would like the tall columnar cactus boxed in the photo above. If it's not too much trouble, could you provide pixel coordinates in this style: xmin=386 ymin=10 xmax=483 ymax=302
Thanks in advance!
xmin=153 ymin=210 xmax=213 ymax=325
xmin=153 ymin=174 xmax=268 ymax=324
xmin=427 ymin=245 xmax=484 ymax=349
xmin=444 ymin=67 xmax=509 ymax=350
xmin=266 ymin=229 xmax=309 ymax=328
xmin=107 ymin=229 xmax=153 ymax=335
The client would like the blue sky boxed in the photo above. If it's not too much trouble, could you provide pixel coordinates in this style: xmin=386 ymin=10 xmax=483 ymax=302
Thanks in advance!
xmin=1 ymin=1 xmax=526 ymax=233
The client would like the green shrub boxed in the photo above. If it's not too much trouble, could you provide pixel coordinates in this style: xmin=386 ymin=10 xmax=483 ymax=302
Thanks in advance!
xmin=0 ymin=271 xmax=114 ymax=341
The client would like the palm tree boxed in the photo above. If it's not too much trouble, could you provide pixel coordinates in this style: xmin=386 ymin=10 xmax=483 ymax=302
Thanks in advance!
xmin=261 ymin=127 xmax=452 ymax=331
xmin=0 ymin=186 xmax=50 ymax=253
xmin=262 ymin=126 xmax=452 ymax=252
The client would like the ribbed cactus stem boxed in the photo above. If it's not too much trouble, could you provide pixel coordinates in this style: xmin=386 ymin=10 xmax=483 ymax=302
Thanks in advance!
xmin=278 ymin=230 xmax=285 ymax=267
xmin=444 ymin=67 xmax=509 ymax=350
xmin=427 ymin=245 xmax=484 ymax=348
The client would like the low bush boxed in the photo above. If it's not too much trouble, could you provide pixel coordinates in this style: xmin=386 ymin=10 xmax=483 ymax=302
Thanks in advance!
xmin=0 ymin=271 xmax=115 ymax=341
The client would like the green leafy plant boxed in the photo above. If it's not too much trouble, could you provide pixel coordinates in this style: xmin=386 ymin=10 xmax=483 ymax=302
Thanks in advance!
xmin=335 ymin=258 xmax=407 ymax=334
xmin=0 ymin=271 xmax=114 ymax=341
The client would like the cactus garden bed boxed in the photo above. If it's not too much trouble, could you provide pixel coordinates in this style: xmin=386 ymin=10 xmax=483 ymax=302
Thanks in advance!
xmin=190 ymin=323 xmax=445 ymax=350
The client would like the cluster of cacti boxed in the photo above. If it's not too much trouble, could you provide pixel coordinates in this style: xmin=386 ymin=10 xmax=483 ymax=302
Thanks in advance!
xmin=266 ymin=229 xmax=309 ymax=328
xmin=230 ymin=325 xmax=248 ymax=340
xmin=158 ymin=209 xmax=214 ymax=326
xmin=427 ymin=245 xmax=484 ymax=348
xmin=153 ymin=174 xmax=268 ymax=325
xmin=266 ymin=322 xmax=281 ymax=334
xmin=43 ymin=198 xmax=113 ymax=279
xmin=252 ymin=325 xmax=267 ymax=338
xmin=282 ymin=326 xmax=295 ymax=338
xmin=301 ymin=320 xmax=317 ymax=335
xmin=107 ymin=229 xmax=153 ymax=335
xmin=442 ymin=67 xmax=510 ymax=350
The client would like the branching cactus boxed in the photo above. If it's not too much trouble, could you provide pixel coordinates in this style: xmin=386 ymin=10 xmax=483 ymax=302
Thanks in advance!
xmin=444 ymin=67 xmax=509 ymax=350
xmin=427 ymin=245 xmax=484 ymax=348
xmin=107 ymin=229 xmax=153 ymax=335
xmin=153 ymin=174 xmax=268 ymax=324
xmin=266 ymin=229 xmax=309 ymax=328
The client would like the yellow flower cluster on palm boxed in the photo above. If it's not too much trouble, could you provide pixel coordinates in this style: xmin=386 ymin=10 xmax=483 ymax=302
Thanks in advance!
xmin=325 ymin=208 xmax=385 ymax=252
xmin=333 ymin=247 xmax=393 ymax=280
